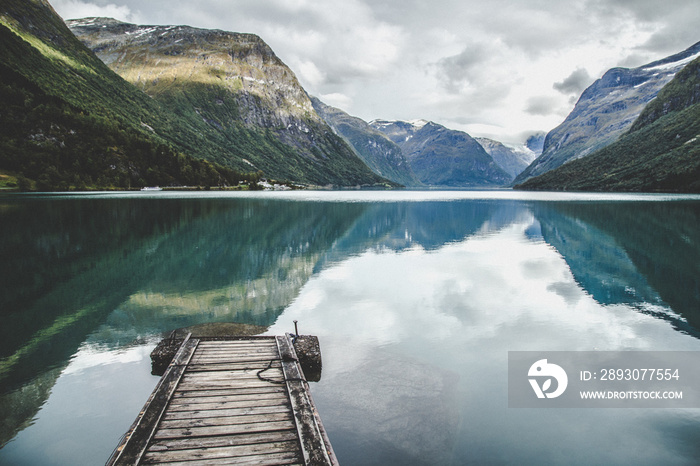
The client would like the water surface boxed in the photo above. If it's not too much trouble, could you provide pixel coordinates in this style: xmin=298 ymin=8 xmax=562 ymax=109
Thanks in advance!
xmin=1 ymin=191 xmax=699 ymax=465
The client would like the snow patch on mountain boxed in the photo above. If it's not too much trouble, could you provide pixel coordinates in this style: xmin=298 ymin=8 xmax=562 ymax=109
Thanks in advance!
xmin=643 ymin=50 xmax=700 ymax=72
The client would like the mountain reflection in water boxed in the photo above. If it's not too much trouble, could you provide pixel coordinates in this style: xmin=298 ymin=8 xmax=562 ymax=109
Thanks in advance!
xmin=0 ymin=192 xmax=699 ymax=465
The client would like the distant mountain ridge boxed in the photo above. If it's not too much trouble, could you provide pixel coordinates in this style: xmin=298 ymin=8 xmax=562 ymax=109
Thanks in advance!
xmin=514 ymin=41 xmax=700 ymax=185
xmin=7 ymin=0 xmax=695 ymax=192
xmin=516 ymin=54 xmax=700 ymax=192
xmin=67 ymin=17 xmax=391 ymax=187
xmin=370 ymin=120 xmax=512 ymax=187
xmin=310 ymin=97 xmax=422 ymax=186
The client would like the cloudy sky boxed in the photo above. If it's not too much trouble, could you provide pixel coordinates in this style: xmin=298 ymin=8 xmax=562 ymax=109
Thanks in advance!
xmin=52 ymin=0 xmax=700 ymax=144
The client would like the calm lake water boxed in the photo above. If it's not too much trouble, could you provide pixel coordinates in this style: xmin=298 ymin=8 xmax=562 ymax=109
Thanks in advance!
xmin=1 ymin=190 xmax=700 ymax=465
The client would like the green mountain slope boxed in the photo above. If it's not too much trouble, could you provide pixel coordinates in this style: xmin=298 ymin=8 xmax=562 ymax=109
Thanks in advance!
xmin=310 ymin=97 xmax=421 ymax=187
xmin=0 ymin=0 xmax=244 ymax=190
xmin=68 ymin=18 xmax=391 ymax=187
xmin=516 ymin=56 xmax=700 ymax=193
xmin=514 ymin=42 xmax=700 ymax=186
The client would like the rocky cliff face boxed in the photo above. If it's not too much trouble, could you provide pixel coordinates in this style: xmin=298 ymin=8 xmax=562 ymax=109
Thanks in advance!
xmin=69 ymin=18 xmax=317 ymax=128
xmin=514 ymin=42 xmax=700 ymax=185
xmin=68 ymin=17 xmax=388 ymax=186
xmin=516 ymin=55 xmax=700 ymax=193
xmin=371 ymin=120 xmax=511 ymax=187
xmin=311 ymin=97 xmax=421 ymax=186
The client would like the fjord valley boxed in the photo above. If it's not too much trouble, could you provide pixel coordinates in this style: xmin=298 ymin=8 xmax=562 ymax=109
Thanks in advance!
xmin=1 ymin=0 xmax=537 ymax=191
xmin=67 ymin=17 xmax=390 ymax=188
xmin=2 ymin=1 xmax=700 ymax=464
xmin=69 ymin=17 xmax=535 ymax=189
xmin=310 ymin=97 xmax=423 ymax=187
xmin=0 ymin=0 xmax=391 ymax=191
xmin=6 ymin=0 xmax=698 ymax=191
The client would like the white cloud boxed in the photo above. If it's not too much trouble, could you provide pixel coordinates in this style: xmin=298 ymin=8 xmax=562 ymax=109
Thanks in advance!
xmin=52 ymin=0 xmax=700 ymax=143
xmin=52 ymin=0 xmax=141 ymax=22
xmin=525 ymin=96 xmax=562 ymax=117
xmin=319 ymin=93 xmax=353 ymax=110
xmin=296 ymin=60 xmax=325 ymax=87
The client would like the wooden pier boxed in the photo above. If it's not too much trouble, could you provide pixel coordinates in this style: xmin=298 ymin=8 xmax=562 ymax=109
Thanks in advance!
xmin=107 ymin=334 xmax=337 ymax=465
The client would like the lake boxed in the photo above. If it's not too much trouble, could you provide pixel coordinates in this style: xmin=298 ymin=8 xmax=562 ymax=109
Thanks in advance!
xmin=1 ymin=190 xmax=699 ymax=465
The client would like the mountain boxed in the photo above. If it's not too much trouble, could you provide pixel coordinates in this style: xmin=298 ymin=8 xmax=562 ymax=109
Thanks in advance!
xmin=370 ymin=120 xmax=511 ymax=187
xmin=514 ymin=41 xmax=700 ymax=185
xmin=0 ymin=0 xmax=243 ymax=190
xmin=66 ymin=17 xmax=390 ymax=187
xmin=474 ymin=137 xmax=537 ymax=179
xmin=525 ymin=132 xmax=546 ymax=155
xmin=310 ymin=97 xmax=421 ymax=186
xmin=311 ymin=97 xmax=530 ymax=184
xmin=516 ymin=55 xmax=700 ymax=192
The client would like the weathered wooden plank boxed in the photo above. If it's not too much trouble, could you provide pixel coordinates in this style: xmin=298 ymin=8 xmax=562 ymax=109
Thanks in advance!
xmin=186 ymin=361 xmax=282 ymax=372
xmin=163 ymin=404 xmax=291 ymax=421
xmin=181 ymin=368 xmax=284 ymax=380
xmin=180 ymin=376 xmax=284 ymax=386
xmin=144 ymin=443 xmax=300 ymax=462
xmin=194 ymin=339 xmax=275 ymax=351
xmin=185 ymin=366 xmax=282 ymax=375
xmin=142 ymin=451 xmax=302 ymax=466
xmin=188 ymin=358 xmax=280 ymax=364
xmin=169 ymin=390 xmax=285 ymax=405
xmin=107 ymin=335 xmax=199 ymax=466
xmin=197 ymin=346 xmax=278 ymax=353
xmin=196 ymin=342 xmax=278 ymax=348
xmin=190 ymin=350 xmax=277 ymax=360
xmin=170 ymin=392 xmax=287 ymax=409
xmin=159 ymin=412 xmax=293 ymax=430
xmin=178 ymin=378 xmax=285 ymax=388
xmin=168 ymin=393 xmax=289 ymax=411
xmin=195 ymin=340 xmax=278 ymax=346
xmin=190 ymin=355 xmax=279 ymax=361
xmin=147 ymin=430 xmax=299 ymax=452
xmin=166 ymin=398 xmax=289 ymax=413
xmin=181 ymin=371 xmax=283 ymax=381
xmin=195 ymin=349 xmax=279 ymax=362
xmin=189 ymin=355 xmax=279 ymax=363
xmin=175 ymin=384 xmax=283 ymax=394
xmin=190 ymin=358 xmax=275 ymax=366
xmin=177 ymin=379 xmax=284 ymax=390
xmin=153 ymin=420 xmax=297 ymax=439
xmin=197 ymin=346 xmax=277 ymax=356
xmin=197 ymin=336 xmax=277 ymax=340
xmin=188 ymin=356 xmax=279 ymax=364
xmin=172 ymin=386 xmax=286 ymax=398
xmin=142 ymin=439 xmax=300 ymax=463
xmin=196 ymin=339 xmax=277 ymax=345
